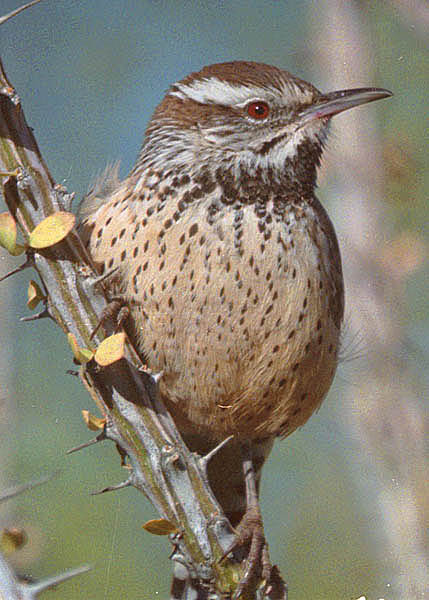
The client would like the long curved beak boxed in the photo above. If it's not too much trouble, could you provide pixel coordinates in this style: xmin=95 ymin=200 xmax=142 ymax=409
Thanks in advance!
xmin=300 ymin=87 xmax=393 ymax=123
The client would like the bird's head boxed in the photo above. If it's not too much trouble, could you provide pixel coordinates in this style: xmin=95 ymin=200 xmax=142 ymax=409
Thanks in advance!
xmin=139 ymin=61 xmax=391 ymax=184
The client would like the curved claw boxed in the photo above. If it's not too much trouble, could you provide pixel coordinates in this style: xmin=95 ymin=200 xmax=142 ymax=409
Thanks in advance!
xmin=220 ymin=440 xmax=287 ymax=598
xmin=218 ymin=506 xmax=273 ymax=598
xmin=90 ymin=298 xmax=129 ymax=340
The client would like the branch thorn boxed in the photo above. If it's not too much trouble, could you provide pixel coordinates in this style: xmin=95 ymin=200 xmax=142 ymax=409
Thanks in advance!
xmin=0 ymin=254 xmax=33 ymax=282
xmin=90 ymin=478 xmax=132 ymax=496
xmin=66 ymin=431 xmax=106 ymax=455
xmin=20 ymin=307 xmax=51 ymax=322
xmin=0 ymin=470 xmax=60 ymax=504
xmin=66 ymin=369 xmax=79 ymax=377
xmin=89 ymin=266 xmax=119 ymax=290
xmin=199 ymin=435 xmax=234 ymax=474
xmin=26 ymin=564 xmax=91 ymax=595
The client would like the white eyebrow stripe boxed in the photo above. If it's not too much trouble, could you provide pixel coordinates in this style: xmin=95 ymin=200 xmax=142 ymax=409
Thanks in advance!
xmin=234 ymin=97 xmax=268 ymax=108
xmin=169 ymin=76 xmax=312 ymax=108
xmin=169 ymin=77 xmax=276 ymax=106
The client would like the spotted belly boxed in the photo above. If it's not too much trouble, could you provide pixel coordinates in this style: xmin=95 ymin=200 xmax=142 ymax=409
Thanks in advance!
xmin=81 ymin=181 xmax=343 ymax=441
xmin=123 ymin=201 xmax=343 ymax=440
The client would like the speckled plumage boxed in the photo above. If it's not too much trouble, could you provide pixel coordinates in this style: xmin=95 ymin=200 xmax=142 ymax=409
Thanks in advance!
xmin=81 ymin=164 xmax=343 ymax=443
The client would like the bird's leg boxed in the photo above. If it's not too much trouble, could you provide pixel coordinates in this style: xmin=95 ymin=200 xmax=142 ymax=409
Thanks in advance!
xmin=220 ymin=442 xmax=273 ymax=598
xmin=237 ymin=442 xmax=272 ymax=595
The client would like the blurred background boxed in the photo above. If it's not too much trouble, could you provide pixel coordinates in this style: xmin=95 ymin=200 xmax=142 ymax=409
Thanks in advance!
xmin=0 ymin=1 xmax=427 ymax=599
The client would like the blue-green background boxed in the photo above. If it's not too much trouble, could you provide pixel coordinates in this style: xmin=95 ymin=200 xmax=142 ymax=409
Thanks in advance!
xmin=1 ymin=2 xmax=427 ymax=599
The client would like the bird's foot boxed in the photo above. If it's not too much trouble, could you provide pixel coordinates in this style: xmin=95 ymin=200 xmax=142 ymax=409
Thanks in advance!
xmin=90 ymin=298 xmax=129 ymax=340
xmin=221 ymin=507 xmax=283 ymax=598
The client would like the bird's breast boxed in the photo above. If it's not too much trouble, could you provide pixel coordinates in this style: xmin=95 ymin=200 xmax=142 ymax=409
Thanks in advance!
xmin=81 ymin=182 xmax=344 ymax=440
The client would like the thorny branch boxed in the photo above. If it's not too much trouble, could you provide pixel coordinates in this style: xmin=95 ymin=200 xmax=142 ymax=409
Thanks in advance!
xmin=0 ymin=4 xmax=286 ymax=599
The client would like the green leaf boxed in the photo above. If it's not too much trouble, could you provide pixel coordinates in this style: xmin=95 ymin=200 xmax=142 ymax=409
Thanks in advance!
xmin=67 ymin=332 xmax=94 ymax=364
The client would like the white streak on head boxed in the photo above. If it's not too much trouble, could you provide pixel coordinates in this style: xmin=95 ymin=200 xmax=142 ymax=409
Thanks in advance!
xmin=170 ymin=77 xmax=309 ymax=107
xmin=137 ymin=69 xmax=325 ymax=178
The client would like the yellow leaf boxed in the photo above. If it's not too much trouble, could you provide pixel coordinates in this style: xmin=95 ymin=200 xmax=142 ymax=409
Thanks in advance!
xmin=29 ymin=211 xmax=75 ymax=249
xmin=0 ymin=213 xmax=16 ymax=252
xmin=142 ymin=519 xmax=178 ymax=536
xmin=0 ymin=168 xmax=20 ymax=178
xmin=94 ymin=332 xmax=126 ymax=366
xmin=1 ymin=528 xmax=27 ymax=554
xmin=0 ymin=212 xmax=25 ymax=256
xmin=27 ymin=279 xmax=45 ymax=310
xmin=67 ymin=332 xmax=79 ymax=354
xmin=82 ymin=409 xmax=106 ymax=431
xmin=67 ymin=332 xmax=94 ymax=364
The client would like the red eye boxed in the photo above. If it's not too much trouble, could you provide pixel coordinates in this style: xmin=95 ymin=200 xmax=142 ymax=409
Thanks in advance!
xmin=246 ymin=101 xmax=270 ymax=120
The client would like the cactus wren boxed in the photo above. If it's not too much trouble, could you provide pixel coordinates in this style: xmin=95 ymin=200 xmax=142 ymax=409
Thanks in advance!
xmin=79 ymin=61 xmax=391 ymax=592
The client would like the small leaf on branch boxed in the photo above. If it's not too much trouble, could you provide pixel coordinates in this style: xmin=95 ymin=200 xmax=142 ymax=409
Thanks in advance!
xmin=82 ymin=409 xmax=106 ymax=431
xmin=0 ymin=168 xmax=20 ymax=177
xmin=67 ymin=332 xmax=94 ymax=364
xmin=142 ymin=519 xmax=178 ymax=536
xmin=94 ymin=332 xmax=126 ymax=366
xmin=0 ymin=212 xmax=25 ymax=255
xmin=27 ymin=279 xmax=45 ymax=309
xmin=29 ymin=211 xmax=75 ymax=249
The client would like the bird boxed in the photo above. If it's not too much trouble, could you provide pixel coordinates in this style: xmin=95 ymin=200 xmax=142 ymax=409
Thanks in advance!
xmin=78 ymin=61 xmax=391 ymax=596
